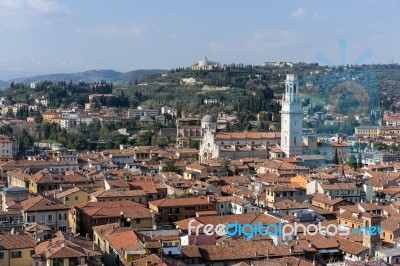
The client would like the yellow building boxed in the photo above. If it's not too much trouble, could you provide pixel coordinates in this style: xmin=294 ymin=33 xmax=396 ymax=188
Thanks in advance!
xmin=101 ymin=228 xmax=162 ymax=265
xmin=42 ymin=111 xmax=59 ymax=123
xmin=291 ymin=174 xmax=313 ymax=189
xmin=54 ymin=187 xmax=91 ymax=207
xmin=355 ymin=125 xmax=379 ymax=138
xmin=0 ymin=234 xmax=36 ymax=266
xmin=7 ymin=170 xmax=31 ymax=188
xmin=378 ymin=126 xmax=400 ymax=137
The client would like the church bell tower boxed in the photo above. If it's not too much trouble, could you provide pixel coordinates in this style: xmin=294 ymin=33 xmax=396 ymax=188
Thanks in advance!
xmin=280 ymin=74 xmax=303 ymax=157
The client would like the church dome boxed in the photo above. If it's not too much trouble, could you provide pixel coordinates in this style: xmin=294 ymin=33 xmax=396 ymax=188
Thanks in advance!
xmin=202 ymin=114 xmax=217 ymax=123
xmin=198 ymin=57 xmax=209 ymax=66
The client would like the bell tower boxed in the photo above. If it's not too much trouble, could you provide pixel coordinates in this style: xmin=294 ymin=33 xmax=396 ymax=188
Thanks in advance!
xmin=280 ymin=74 xmax=303 ymax=157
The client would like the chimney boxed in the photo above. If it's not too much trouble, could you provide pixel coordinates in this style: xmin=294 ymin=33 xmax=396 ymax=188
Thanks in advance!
xmin=120 ymin=212 xmax=125 ymax=227
xmin=47 ymin=239 xmax=52 ymax=249
xmin=289 ymin=245 xmax=294 ymax=254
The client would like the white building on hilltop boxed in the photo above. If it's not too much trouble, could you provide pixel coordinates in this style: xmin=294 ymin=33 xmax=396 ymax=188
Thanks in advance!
xmin=280 ymin=74 xmax=303 ymax=157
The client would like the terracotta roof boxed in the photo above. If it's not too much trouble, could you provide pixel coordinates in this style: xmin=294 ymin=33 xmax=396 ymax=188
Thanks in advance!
xmin=267 ymin=185 xmax=297 ymax=192
xmin=333 ymin=237 xmax=369 ymax=255
xmin=85 ymin=205 xmax=152 ymax=219
xmin=132 ymin=254 xmax=167 ymax=266
xmin=0 ymin=234 xmax=35 ymax=249
xmin=215 ymin=132 xmax=280 ymax=140
xmin=55 ymin=187 xmax=84 ymax=199
xmin=21 ymin=195 xmax=69 ymax=212
xmin=105 ymin=230 xmax=143 ymax=257
xmin=149 ymin=197 xmax=213 ymax=208
xmin=104 ymin=179 xmax=130 ymax=188
xmin=91 ymin=189 xmax=147 ymax=198
xmin=311 ymin=193 xmax=345 ymax=206
xmin=35 ymin=231 xmax=101 ymax=260
xmin=261 ymin=160 xmax=309 ymax=171
xmin=191 ymin=239 xmax=305 ymax=261
xmin=6 ymin=170 xmax=31 ymax=182
xmin=274 ymin=199 xmax=309 ymax=210
xmin=381 ymin=217 xmax=400 ymax=232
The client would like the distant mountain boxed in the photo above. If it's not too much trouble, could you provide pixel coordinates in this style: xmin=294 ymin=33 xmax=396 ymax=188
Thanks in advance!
xmin=0 ymin=80 xmax=9 ymax=90
xmin=10 ymin=69 xmax=166 ymax=84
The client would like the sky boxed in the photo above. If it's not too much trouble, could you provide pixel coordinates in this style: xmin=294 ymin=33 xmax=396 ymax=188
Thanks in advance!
xmin=0 ymin=0 xmax=399 ymax=80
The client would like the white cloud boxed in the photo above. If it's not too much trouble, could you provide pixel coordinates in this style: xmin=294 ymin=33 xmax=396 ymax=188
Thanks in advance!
xmin=291 ymin=7 xmax=307 ymax=19
xmin=83 ymin=23 xmax=148 ymax=38
xmin=129 ymin=24 xmax=146 ymax=36
xmin=248 ymin=30 xmax=299 ymax=50
xmin=209 ymin=41 xmax=225 ymax=52
xmin=26 ymin=0 xmax=68 ymax=14
xmin=367 ymin=22 xmax=391 ymax=32
xmin=0 ymin=0 xmax=68 ymax=31
xmin=310 ymin=12 xmax=323 ymax=20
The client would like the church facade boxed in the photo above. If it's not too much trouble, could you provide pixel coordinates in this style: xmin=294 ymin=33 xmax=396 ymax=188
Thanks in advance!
xmin=199 ymin=74 xmax=302 ymax=162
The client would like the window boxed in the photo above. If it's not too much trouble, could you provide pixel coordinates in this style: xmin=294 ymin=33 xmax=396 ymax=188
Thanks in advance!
xmin=93 ymin=219 xmax=97 ymax=224
xmin=30 ymin=249 xmax=35 ymax=256
xmin=59 ymin=226 xmax=66 ymax=232
xmin=48 ymin=215 xmax=53 ymax=222
xmin=75 ymin=196 xmax=78 ymax=200
xmin=41 ymin=214 xmax=46 ymax=222
xmin=11 ymin=251 xmax=22 ymax=258
xmin=136 ymin=218 xmax=140 ymax=224
xmin=53 ymin=258 xmax=63 ymax=266
xmin=27 ymin=215 xmax=35 ymax=223
xmin=59 ymin=213 xmax=67 ymax=220
xmin=0 ymin=252 xmax=3 ymax=259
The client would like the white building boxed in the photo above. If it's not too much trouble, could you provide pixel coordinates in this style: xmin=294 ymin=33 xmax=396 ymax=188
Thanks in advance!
xmin=199 ymin=114 xmax=280 ymax=162
xmin=0 ymin=135 xmax=18 ymax=160
xmin=280 ymin=74 xmax=303 ymax=157
xmin=128 ymin=108 xmax=158 ymax=118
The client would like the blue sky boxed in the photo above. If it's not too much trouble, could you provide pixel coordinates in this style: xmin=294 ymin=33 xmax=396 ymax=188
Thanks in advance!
xmin=0 ymin=0 xmax=399 ymax=79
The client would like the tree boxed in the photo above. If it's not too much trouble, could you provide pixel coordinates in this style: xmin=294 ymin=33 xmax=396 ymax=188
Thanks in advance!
xmin=19 ymin=128 xmax=33 ymax=150
xmin=220 ymin=160 xmax=230 ymax=173
xmin=188 ymin=140 xmax=200 ymax=149
xmin=357 ymin=152 xmax=362 ymax=169
xmin=333 ymin=148 xmax=339 ymax=165
xmin=347 ymin=155 xmax=358 ymax=170
xmin=162 ymin=160 xmax=182 ymax=175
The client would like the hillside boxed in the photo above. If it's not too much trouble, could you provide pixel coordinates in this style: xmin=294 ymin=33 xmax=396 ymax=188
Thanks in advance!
xmin=0 ymin=80 xmax=8 ymax=90
xmin=10 ymin=69 xmax=166 ymax=84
